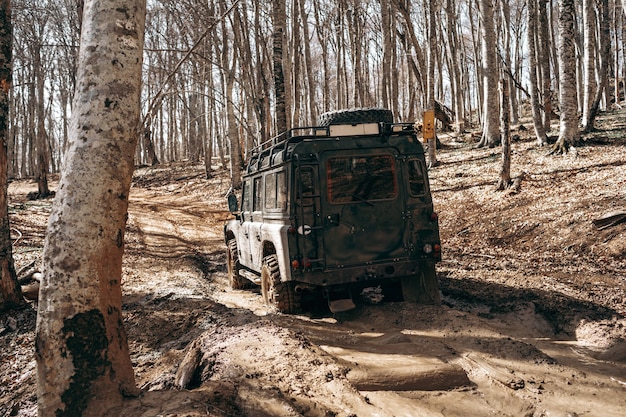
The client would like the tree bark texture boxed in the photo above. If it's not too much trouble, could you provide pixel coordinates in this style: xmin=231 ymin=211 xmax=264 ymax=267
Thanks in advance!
xmin=537 ymin=0 xmax=553 ymax=131
xmin=35 ymin=0 xmax=146 ymax=415
xmin=34 ymin=43 xmax=50 ymax=198
xmin=427 ymin=0 xmax=438 ymax=165
xmin=581 ymin=0 xmax=596 ymax=130
xmin=528 ymin=0 xmax=548 ymax=146
xmin=0 ymin=0 xmax=24 ymax=310
xmin=584 ymin=0 xmax=610 ymax=132
xmin=272 ymin=0 xmax=288 ymax=135
xmin=477 ymin=0 xmax=500 ymax=148
xmin=554 ymin=0 xmax=580 ymax=153
xmin=498 ymin=78 xmax=511 ymax=190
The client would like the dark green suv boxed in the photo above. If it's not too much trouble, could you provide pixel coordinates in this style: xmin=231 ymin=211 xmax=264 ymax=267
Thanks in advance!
xmin=224 ymin=108 xmax=441 ymax=313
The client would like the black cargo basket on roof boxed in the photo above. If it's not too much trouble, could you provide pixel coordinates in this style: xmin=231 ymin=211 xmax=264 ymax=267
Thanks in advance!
xmin=318 ymin=108 xmax=394 ymax=127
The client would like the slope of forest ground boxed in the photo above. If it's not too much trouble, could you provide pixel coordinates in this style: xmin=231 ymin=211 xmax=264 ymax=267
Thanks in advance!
xmin=2 ymin=109 xmax=626 ymax=416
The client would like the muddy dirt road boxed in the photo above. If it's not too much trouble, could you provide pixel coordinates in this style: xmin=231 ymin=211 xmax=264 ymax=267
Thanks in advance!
xmin=2 ymin=110 xmax=626 ymax=416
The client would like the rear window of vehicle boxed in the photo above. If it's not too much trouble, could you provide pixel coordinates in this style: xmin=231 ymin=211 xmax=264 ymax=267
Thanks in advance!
xmin=326 ymin=154 xmax=397 ymax=203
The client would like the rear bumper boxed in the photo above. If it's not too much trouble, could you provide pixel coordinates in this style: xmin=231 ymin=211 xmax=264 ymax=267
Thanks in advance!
xmin=289 ymin=258 xmax=435 ymax=287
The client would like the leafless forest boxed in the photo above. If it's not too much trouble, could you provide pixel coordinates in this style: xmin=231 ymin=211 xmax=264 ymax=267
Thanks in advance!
xmin=6 ymin=0 xmax=624 ymax=184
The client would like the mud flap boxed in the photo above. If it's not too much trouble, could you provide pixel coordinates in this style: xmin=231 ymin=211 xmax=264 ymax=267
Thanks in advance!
xmin=401 ymin=261 xmax=441 ymax=304
xmin=326 ymin=288 xmax=356 ymax=313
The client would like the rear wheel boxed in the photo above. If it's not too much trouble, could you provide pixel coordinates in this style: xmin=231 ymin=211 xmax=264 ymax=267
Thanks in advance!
xmin=227 ymin=240 xmax=247 ymax=289
xmin=261 ymin=254 xmax=300 ymax=313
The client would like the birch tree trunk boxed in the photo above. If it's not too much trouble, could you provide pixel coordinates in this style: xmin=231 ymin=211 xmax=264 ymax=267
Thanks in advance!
xmin=33 ymin=43 xmax=50 ymax=198
xmin=537 ymin=0 xmax=552 ymax=132
xmin=272 ymin=0 xmax=288 ymax=134
xmin=0 ymin=0 xmax=24 ymax=310
xmin=584 ymin=0 xmax=610 ymax=132
xmin=497 ymin=78 xmax=511 ymax=190
xmin=427 ymin=0 xmax=438 ymax=165
xmin=220 ymin=0 xmax=242 ymax=189
xmin=299 ymin=0 xmax=316 ymax=122
xmin=35 ymin=1 xmax=146 ymax=415
xmin=380 ymin=0 xmax=392 ymax=110
xmin=477 ymin=0 xmax=500 ymax=148
xmin=528 ymin=0 xmax=548 ymax=145
xmin=553 ymin=0 xmax=580 ymax=154
xmin=445 ymin=0 xmax=465 ymax=133
xmin=393 ymin=0 xmax=426 ymax=101
xmin=614 ymin=0 xmax=622 ymax=107
xmin=581 ymin=0 xmax=596 ymax=130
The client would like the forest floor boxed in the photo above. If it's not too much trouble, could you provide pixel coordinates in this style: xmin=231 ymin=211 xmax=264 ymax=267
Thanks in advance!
xmin=2 ymin=108 xmax=626 ymax=417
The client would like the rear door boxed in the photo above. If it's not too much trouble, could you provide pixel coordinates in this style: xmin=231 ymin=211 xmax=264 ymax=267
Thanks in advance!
xmin=320 ymin=150 xmax=408 ymax=268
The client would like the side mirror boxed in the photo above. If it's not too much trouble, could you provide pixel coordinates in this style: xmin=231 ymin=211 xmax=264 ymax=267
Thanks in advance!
xmin=227 ymin=193 xmax=239 ymax=213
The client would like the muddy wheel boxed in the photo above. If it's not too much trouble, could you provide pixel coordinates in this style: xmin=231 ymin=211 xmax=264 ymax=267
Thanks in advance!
xmin=261 ymin=254 xmax=300 ymax=313
xmin=227 ymin=240 xmax=247 ymax=289
xmin=318 ymin=108 xmax=394 ymax=126
xmin=401 ymin=261 xmax=441 ymax=304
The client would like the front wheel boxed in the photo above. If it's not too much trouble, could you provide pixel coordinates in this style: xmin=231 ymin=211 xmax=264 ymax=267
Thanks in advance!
xmin=261 ymin=254 xmax=300 ymax=314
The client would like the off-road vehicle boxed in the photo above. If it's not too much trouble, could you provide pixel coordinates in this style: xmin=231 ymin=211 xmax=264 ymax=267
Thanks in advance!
xmin=224 ymin=108 xmax=441 ymax=313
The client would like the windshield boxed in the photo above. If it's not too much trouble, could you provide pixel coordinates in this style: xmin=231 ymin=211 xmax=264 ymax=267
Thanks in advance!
xmin=326 ymin=154 xmax=398 ymax=204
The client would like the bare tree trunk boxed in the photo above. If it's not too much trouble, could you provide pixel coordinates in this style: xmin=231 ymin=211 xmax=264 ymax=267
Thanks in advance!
xmin=142 ymin=117 xmax=159 ymax=166
xmin=34 ymin=43 xmax=50 ymax=198
xmin=393 ymin=0 xmax=426 ymax=101
xmin=537 ymin=0 xmax=552 ymax=132
xmin=614 ymin=0 xmax=622 ymax=107
xmin=445 ymin=0 xmax=465 ymax=133
xmin=204 ymin=39 xmax=215 ymax=179
xmin=497 ymin=78 xmax=511 ymax=190
xmin=36 ymin=1 xmax=145 ymax=415
xmin=0 ymin=0 xmax=24 ymax=310
xmin=427 ymin=0 xmax=438 ymax=165
xmin=581 ymin=0 xmax=596 ymax=130
xmin=299 ymin=0 xmax=316 ymax=123
xmin=221 ymin=0 xmax=242 ymax=189
xmin=469 ymin=0 xmax=482 ymax=130
xmin=254 ymin=1 xmax=271 ymax=143
xmin=477 ymin=0 xmax=500 ymax=148
xmin=553 ymin=0 xmax=580 ymax=154
xmin=273 ymin=0 xmax=288 ymax=135
xmin=528 ymin=0 xmax=548 ymax=145
xmin=313 ymin=1 xmax=331 ymax=114
xmin=291 ymin=0 xmax=301 ymax=127
xmin=380 ymin=0 xmax=391 ymax=109
xmin=584 ymin=0 xmax=610 ymax=132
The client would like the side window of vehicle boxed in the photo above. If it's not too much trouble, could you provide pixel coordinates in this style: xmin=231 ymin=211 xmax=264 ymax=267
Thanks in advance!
xmin=407 ymin=159 xmax=426 ymax=196
xmin=265 ymin=173 xmax=277 ymax=209
xmin=264 ymin=170 xmax=288 ymax=212
xmin=276 ymin=171 xmax=287 ymax=210
xmin=241 ymin=179 xmax=251 ymax=213
xmin=253 ymin=176 xmax=263 ymax=211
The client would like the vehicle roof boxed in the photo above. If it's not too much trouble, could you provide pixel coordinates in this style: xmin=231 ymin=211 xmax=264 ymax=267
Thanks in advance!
xmin=245 ymin=122 xmax=425 ymax=174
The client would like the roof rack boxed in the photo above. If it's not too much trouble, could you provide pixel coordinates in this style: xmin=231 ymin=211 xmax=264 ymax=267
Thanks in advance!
xmin=246 ymin=121 xmax=417 ymax=173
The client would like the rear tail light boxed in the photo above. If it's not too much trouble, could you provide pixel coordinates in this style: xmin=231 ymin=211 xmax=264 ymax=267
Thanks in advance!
xmin=291 ymin=258 xmax=312 ymax=270
xmin=430 ymin=212 xmax=439 ymax=221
